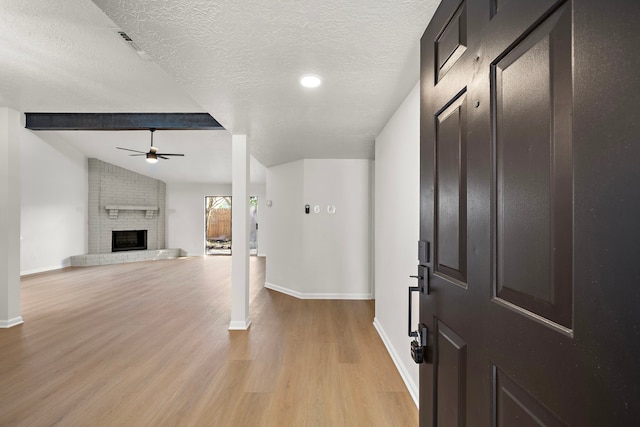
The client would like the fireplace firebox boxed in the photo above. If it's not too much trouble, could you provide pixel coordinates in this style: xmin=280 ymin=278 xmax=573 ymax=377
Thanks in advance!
xmin=112 ymin=230 xmax=147 ymax=252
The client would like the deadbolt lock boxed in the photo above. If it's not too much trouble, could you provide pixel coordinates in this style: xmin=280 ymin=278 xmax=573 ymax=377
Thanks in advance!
xmin=410 ymin=323 xmax=428 ymax=364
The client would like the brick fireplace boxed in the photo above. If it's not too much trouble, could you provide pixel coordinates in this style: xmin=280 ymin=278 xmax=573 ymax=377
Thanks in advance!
xmin=70 ymin=159 xmax=179 ymax=266
xmin=88 ymin=158 xmax=165 ymax=254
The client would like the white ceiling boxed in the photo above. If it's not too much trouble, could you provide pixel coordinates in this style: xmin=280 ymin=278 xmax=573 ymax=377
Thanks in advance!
xmin=0 ymin=0 xmax=440 ymax=183
xmin=39 ymin=130 xmax=266 ymax=184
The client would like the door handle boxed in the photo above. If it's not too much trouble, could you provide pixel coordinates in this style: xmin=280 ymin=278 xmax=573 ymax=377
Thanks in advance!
xmin=410 ymin=240 xmax=431 ymax=364
xmin=410 ymin=265 xmax=429 ymax=295
xmin=408 ymin=275 xmax=423 ymax=338
xmin=409 ymin=272 xmax=429 ymax=364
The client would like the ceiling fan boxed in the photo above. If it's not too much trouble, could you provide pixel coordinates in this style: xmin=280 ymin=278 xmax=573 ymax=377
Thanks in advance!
xmin=117 ymin=129 xmax=184 ymax=164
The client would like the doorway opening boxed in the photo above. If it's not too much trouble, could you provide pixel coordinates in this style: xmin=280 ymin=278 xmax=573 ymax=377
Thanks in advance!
xmin=249 ymin=196 xmax=258 ymax=255
xmin=205 ymin=196 xmax=258 ymax=256
xmin=205 ymin=196 xmax=231 ymax=255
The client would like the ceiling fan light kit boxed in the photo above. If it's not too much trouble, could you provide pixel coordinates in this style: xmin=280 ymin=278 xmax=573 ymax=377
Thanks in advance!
xmin=116 ymin=128 xmax=185 ymax=163
xmin=146 ymin=153 xmax=158 ymax=164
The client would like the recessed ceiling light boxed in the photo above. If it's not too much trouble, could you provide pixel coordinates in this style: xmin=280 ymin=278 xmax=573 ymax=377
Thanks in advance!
xmin=299 ymin=74 xmax=322 ymax=88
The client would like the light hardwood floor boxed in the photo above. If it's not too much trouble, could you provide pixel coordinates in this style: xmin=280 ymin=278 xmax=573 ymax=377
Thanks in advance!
xmin=0 ymin=256 xmax=417 ymax=426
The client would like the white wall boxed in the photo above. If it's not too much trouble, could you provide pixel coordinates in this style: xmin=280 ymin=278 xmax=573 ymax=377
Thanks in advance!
xmin=373 ymin=82 xmax=420 ymax=405
xmin=302 ymin=159 xmax=372 ymax=297
xmin=20 ymin=129 xmax=88 ymax=275
xmin=265 ymin=159 xmax=372 ymax=299
xmin=263 ymin=160 xmax=304 ymax=291
xmin=166 ymin=182 xmax=266 ymax=256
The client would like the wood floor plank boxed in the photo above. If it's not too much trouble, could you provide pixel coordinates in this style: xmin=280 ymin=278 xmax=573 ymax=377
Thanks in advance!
xmin=0 ymin=256 xmax=417 ymax=426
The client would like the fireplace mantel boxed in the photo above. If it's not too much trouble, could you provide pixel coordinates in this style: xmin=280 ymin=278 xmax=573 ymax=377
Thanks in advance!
xmin=105 ymin=205 xmax=159 ymax=219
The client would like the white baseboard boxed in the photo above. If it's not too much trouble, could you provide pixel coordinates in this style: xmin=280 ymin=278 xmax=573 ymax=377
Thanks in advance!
xmin=0 ymin=316 xmax=24 ymax=328
xmin=265 ymin=282 xmax=372 ymax=300
xmin=20 ymin=265 xmax=64 ymax=276
xmin=228 ymin=319 xmax=252 ymax=330
xmin=373 ymin=317 xmax=419 ymax=407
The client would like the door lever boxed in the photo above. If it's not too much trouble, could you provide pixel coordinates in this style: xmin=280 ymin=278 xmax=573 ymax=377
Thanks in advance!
xmin=408 ymin=275 xmax=423 ymax=338
xmin=411 ymin=265 xmax=429 ymax=295
xmin=408 ymin=271 xmax=429 ymax=364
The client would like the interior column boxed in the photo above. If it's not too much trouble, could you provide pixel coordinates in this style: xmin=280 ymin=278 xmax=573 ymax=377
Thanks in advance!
xmin=0 ymin=108 xmax=23 ymax=328
xmin=229 ymin=134 xmax=251 ymax=330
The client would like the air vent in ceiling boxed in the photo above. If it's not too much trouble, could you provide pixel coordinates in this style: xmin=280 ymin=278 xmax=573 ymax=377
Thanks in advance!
xmin=114 ymin=29 xmax=151 ymax=60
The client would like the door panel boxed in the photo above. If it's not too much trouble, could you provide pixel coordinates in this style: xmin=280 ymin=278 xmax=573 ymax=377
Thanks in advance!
xmin=419 ymin=0 xmax=640 ymax=425
xmin=492 ymin=3 xmax=573 ymax=330
xmin=435 ymin=1 xmax=467 ymax=83
xmin=493 ymin=367 xmax=566 ymax=427
xmin=435 ymin=90 xmax=468 ymax=284
xmin=435 ymin=319 xmax=467 ymax=427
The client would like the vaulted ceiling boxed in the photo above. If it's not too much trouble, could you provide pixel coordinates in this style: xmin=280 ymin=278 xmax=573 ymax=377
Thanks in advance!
xmin=0 ymin=0 xmax=440 ymax=182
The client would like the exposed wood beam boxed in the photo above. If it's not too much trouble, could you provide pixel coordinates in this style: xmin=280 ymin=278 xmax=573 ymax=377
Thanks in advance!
xmin=24 ymin=113 xmax=224 ymax=131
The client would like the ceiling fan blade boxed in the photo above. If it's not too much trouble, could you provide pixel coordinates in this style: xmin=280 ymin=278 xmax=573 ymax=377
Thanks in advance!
xmin=158 ymin=155 xmax=171 ymax=160
xmin=117 ymin=147 xmax=146 ymax=154
xmin=128 ymin=154 xmax=146 ymax=156
xmin=155 ymin=153 xmax=184 ymax=157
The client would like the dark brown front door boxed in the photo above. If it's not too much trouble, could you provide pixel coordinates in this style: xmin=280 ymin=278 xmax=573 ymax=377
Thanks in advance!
xmin=419 ymin=0 xmax=640 ymax=425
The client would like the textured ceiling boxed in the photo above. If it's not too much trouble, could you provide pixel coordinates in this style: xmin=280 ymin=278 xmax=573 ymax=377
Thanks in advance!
xmin=0 ymin=0 xmax=440 ymax=181
xmin=0 ymin=0 xmax=202 ymax=113
xmin=0 ymin=0 xmax=245 ymax=184
xmin=89 ymin=0 xmax=441 ymax=166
